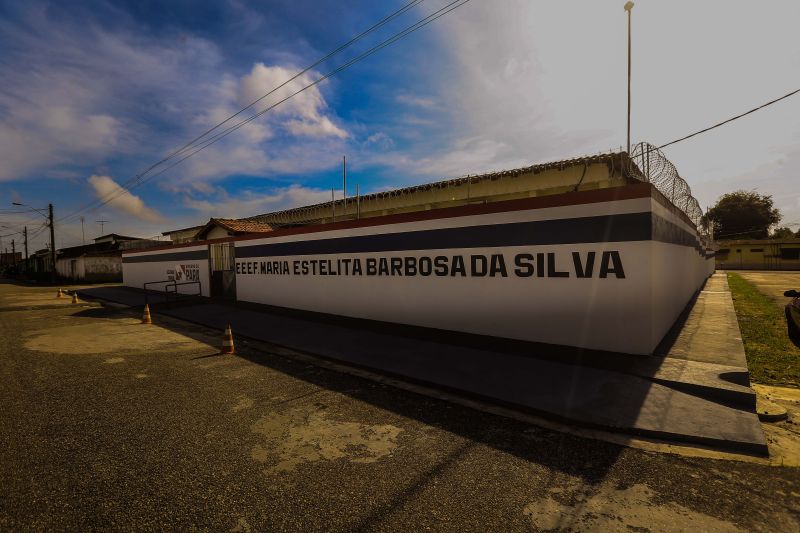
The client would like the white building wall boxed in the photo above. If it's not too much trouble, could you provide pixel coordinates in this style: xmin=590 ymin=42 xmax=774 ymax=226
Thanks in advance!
xmin=231 ymin=191 xmax=713 ymax=355
xmin=121 ymin=186 xmax=713 ymax=355
xmin=122 ymin=244 xmax=210 ymax=297
xmin=204 ymin=226 xmax=231 ymax=240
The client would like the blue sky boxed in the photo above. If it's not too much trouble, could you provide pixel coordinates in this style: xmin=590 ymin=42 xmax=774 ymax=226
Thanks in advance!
xmin=1 ymin=0 xmax=799 ymax=251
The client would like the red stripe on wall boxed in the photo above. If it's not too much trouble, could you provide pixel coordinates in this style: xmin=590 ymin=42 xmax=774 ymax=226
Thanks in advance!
xmin=124 ymin=183 xmax=655 ymax=255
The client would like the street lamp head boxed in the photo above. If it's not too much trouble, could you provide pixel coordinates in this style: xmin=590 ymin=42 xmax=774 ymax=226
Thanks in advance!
xmin=624 ymin=1 xmax=634 ymax=12
xmin=12 ymin=202 xmax=23 ymax=206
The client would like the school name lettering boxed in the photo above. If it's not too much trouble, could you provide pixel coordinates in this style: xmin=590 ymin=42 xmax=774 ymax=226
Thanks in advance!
xmin=235 ymin=251 xmax=625 ymax=279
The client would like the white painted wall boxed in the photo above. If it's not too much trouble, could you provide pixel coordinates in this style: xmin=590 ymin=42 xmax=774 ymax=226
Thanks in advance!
xmin=204 ymin=226 xmax=231 ymax=240
xmin=120 ymin=190 xmax=714 ymax=355
xmin=236 ymin=242 xmax=655 ymax=353
xmin=232 ymin=195 xmax=713 ymax=355
xmin=85 ymin=256 xmax=122 ymax=278
xmin=122 ymin=245 xmax=210 ymax=297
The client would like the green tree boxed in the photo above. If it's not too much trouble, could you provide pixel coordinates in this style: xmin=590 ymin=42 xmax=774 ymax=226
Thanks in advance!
xmin=702 ymin=191 xmax=781 ymax=240
xmin=771 ymin=226 xmax=795 ymax=239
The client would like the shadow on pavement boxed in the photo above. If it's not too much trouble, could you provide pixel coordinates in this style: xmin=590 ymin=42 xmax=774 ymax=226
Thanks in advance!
xmin=68 ymin=301 xmax=626 ymax=494
xmin=74 ymin=284 xmax=768 ymax=457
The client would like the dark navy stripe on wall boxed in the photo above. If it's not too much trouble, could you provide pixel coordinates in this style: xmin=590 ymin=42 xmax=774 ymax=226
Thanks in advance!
xmin=122 ymin=249 xmax=208 ymax=264
xmin=235 ymin=212 xmax=653 ymax=258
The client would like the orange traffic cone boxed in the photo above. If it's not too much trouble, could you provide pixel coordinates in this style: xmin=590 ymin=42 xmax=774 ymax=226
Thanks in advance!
xmin=71 ymin=292 xmax=80 ymax=304
xmin=56 ymin=288 xmax=63 ymax=298
xmin=141 ymin=304 xmax=152 ymax=324
xmin=221 ymin=324 xmax=235 ymax=354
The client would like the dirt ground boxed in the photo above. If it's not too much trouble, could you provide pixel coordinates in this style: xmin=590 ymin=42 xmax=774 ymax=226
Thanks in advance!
xmin=1 ymin=281 xmax=799 ymax=531
xmin=737 ymin=271 xmax=800 ymax=307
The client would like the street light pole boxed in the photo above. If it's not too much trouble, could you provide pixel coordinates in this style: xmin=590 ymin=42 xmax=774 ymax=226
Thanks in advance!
xmin=23 ymin=226 xmax=28 ymax=260
xmin=624 ymin=1 xmax=634 ymax=155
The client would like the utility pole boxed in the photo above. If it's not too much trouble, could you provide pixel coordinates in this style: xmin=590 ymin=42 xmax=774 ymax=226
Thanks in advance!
xmin=80 ymin=216 xmax=85 ymax=244
xmin=49 ymin=203 xmax=55 ymax=282
xmin=23 ymin=226 xmax=28 ymax=260
xmin=624 ymin=1 xmax=634 ymax=155
xmin=11 ymin=239 xmax=15 ymax=264
xmin=96 ymin=220 xmax=109 ymax=234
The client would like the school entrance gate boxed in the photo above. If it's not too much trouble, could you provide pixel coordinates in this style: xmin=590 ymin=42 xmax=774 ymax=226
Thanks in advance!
xmin=209 ymin=242 xmax=236 ymax=300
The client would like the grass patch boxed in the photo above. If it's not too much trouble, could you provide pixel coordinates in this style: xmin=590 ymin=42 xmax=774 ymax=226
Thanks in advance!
xmin=727 ymin=272 xmax=800 ymax=387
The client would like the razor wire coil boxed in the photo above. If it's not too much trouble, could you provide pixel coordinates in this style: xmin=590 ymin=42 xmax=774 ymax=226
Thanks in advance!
xmin=629 ymin=142 xmax=705 ymax=230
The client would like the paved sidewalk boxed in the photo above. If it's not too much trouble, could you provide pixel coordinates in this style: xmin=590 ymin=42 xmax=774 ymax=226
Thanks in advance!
xmin=657 ymin=272 xmax=748 ymax=368
xmin=82 ymin=273 xmax=767 ymax=455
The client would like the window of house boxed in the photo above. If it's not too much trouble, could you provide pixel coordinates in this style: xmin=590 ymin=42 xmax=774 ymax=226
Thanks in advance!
xmin=780 ymin=248 xmax=800 ymax=260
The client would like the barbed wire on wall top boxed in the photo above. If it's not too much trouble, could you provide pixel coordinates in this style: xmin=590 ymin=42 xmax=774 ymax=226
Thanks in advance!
xmin=629 ymin=142 xmax=705 ymax=231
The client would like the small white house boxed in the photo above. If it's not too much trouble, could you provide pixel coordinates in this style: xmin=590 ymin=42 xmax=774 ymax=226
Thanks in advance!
xmin=56 ymin=234 xmax=164 ymax=282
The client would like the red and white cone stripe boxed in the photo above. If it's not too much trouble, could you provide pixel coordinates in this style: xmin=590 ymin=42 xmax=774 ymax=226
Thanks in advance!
xmin=221 ymin=325 xmax=235 ymax=354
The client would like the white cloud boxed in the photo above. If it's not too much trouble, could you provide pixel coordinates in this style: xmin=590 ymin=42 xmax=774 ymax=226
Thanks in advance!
xmin=239 ymin=63 xmax=347 ymax=139
xmin=183 ymin=184 xmax=332 ymax=218
xmin=180 ymin=62 xmax=348 ymax=181
xmin=88 ymin=175 xmax=163 ymax=223
xmin=364 ymin=132 xmax=394 ymax=150
xmin=0 ymin=8 xmax=225 ymax=182
xmin=395 ymin=0 xmax=800 ymax=223
xmin=395 ymin=93 xmax=437 ymax=109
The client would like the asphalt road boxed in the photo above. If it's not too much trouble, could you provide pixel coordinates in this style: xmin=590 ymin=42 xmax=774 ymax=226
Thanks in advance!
xmin=1 ymin=281 xmax=799 ymax=532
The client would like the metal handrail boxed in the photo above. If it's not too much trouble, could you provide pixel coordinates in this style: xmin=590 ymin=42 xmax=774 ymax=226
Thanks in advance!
xmin=143 ymin=280 xmax=172 ymax=305
xmin=164 ymin=280 xmax=202 ymax=304
xmin=142 ymin=279 xmax=202 ymax=305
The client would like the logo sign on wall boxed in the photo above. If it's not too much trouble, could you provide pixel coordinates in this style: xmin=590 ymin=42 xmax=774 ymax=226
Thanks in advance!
xmin=173 ymin=264 xmax=200 ymax=282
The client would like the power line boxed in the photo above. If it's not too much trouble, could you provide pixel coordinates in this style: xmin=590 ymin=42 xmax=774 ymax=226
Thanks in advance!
xmin=658 ymin=87 xmax=800 ymax=150
xmin=61 ymin=0 xmax=470 ymax=223
xmin=0 ymin=221 xmax=47 ymax=240
xmin=59 ymin=0 xmax=473 ymax=224
xmin=57 ymin=0 xmax=431 ymax=224
xmin=156 ymin=0 xmax=427 ymax=169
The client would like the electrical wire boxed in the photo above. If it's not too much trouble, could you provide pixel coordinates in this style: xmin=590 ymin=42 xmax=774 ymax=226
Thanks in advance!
xmin=57 ymin=0 xmax=473 ymax=225
xmin=114 ymin=1 xmax=471 ymax=196
xmin=658 ymin=87 xmax=800 ymax=150
xmin=56 ymin=0 xmax=430 ymax=223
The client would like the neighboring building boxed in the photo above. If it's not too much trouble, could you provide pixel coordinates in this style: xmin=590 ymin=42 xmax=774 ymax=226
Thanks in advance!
xmin=0 ymin=251 xmax=22 ymax=267
xmin=716 ymin=239 xmax=800 ymax=270
xmin=195 ymin=218 xmax=274 ymax=240
xmin=55 ymin=234 xmax=165 ymax=282
xmin=18 ymin=249 xmax=54 ymax=280
xmin=162 ymin=225 xmax=204 ymax=244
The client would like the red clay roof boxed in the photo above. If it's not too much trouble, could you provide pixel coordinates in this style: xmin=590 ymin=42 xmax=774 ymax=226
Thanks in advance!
xmin=212 ymin=218 xmax=273 ymax=233
xmin=196 ymin=218 xmax=274 ymax=239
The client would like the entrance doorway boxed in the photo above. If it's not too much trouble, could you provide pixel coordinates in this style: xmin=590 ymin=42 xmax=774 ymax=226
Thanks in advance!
xmin=209 ymin=242 xmax=236 ymax=300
